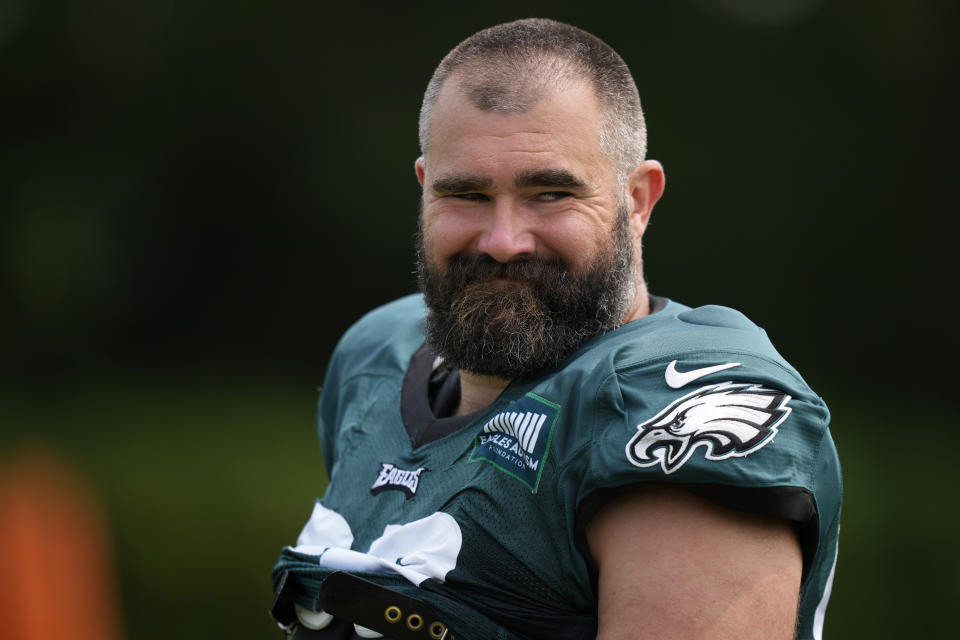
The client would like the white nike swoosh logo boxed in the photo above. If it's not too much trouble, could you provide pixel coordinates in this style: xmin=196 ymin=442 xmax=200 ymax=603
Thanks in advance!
xmin=665 ymin=360 xmax=742 ymax=389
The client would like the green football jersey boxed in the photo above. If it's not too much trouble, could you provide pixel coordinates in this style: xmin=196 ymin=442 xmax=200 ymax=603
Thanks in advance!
xmin=273 ymin=294 xmax=841 ymax=640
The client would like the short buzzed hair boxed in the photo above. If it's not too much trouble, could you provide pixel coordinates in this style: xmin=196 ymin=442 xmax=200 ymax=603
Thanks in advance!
xmin=418 ymin=18 xmax=647 ymax=185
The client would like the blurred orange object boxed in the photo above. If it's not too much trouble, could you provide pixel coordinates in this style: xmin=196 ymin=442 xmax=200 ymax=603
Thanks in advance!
xmin=0 ymin=447 xmax=124 ymax=640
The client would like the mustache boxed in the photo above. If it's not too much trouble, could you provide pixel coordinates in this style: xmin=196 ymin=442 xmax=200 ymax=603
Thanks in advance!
xmin=446 ymin=253 xmax=570 ymax=284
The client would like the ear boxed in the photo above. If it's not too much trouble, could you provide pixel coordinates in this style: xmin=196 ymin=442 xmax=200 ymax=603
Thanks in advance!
xmin=625 ymin=160 xmax=666 ymax=239
xmin=415 ymin=156 xmax=426 ymax=187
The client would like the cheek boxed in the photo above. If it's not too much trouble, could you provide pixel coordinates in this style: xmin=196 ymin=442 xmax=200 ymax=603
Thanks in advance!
xmin=541 ymin=219 xmax=608 ymax=267
xmin=421 ymin=209 xmax=481 ymax=264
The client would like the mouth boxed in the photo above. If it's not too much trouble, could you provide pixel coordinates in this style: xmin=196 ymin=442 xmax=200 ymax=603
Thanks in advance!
xmin=443 ymin=253 xmax=565 ymax=290
xmin=489 ymin=275 xmax=534 ymax=286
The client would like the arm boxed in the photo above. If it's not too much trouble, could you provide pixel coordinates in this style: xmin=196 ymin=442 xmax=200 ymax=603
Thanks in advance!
xmin=586 ymin=485 xmax=802 ymax=640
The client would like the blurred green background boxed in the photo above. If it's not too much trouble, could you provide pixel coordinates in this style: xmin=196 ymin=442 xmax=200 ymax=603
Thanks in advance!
xmin=0 ymin=0 xmax=956 ymax=637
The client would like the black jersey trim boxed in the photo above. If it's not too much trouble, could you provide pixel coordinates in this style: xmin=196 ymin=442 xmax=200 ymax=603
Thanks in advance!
xmin=575 ymin=483 xmax=819 ymax=592
xmin=648 ymin=294 xmax=668 ymax=315
xmin=400 ymin=342 xmax=480 ymax=448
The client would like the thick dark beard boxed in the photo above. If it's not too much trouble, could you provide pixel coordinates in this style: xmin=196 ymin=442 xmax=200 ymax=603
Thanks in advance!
xmin=417 ymin=207 xmax=635 ymax=379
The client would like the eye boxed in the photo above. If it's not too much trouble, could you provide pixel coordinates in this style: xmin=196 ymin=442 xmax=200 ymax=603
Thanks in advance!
xmin=535 ymin=191 xmax=573 ymax=202
xmin=451 ymin=192 xmax=489 ymax=201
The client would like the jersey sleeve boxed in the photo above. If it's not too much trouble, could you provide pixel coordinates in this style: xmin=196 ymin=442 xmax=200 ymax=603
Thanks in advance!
xmin=571 ymin=352 xmax=841 ymax=587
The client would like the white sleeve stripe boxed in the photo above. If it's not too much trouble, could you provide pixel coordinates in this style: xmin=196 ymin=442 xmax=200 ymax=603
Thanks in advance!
xmin=812 ymin=543 xmax=838 ymax=640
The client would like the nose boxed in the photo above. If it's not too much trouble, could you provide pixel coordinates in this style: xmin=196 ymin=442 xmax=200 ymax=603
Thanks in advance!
xmin=476 ymin=199 xmax=536 ymax=263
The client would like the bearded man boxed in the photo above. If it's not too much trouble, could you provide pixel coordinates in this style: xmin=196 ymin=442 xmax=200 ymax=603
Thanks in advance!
xmin=271 ymin=18 xmax=841 ymax=640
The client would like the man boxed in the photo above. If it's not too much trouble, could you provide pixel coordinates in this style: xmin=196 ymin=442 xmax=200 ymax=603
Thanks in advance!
xmin=272 ymin=18 xmax=841 ymax=640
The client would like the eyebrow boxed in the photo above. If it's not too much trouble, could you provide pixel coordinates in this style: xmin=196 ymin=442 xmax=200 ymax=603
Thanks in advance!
xmin=430 ymin=174 xmax=494 ymax=195
xmin=513 ymin=168 xmax=588 ymax=190
xmin=429 ymin=168 xmax=589 ymax=195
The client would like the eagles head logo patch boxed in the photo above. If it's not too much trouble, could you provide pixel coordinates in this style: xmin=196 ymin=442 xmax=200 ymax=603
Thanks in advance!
xmin=626 ymin=382 xmax=792 ymax=474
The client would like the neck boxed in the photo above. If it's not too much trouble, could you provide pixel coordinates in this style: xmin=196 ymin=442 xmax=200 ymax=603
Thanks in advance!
xmin=456 ymin=372 xmax=510 ymax=416
xmin=621 ymin=277 xmax=651 ymax=324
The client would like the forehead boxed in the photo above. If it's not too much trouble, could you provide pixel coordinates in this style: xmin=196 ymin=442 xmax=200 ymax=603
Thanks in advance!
xmin=425 ymin=77 xmax=612 ymax=182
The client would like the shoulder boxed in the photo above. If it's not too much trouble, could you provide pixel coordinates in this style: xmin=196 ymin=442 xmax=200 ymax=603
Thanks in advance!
xmin=550 ymin=297 xmax=836 ymax=501
xmin=325 ymin=294 xmax=427 ymax=383
xmin=316 ymin=295 xmax=426 ymax=462
xmin=603 ymin=300 xmax=802 ymax=380
xmin=559 ymin=299 xmax=818 ymax=410
xmin=340 ymin=294 xmax=426 ymax=347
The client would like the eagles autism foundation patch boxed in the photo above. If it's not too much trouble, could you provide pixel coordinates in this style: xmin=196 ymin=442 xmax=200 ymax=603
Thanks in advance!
xmin=469 ymin=393 xmax=559 ymax=492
